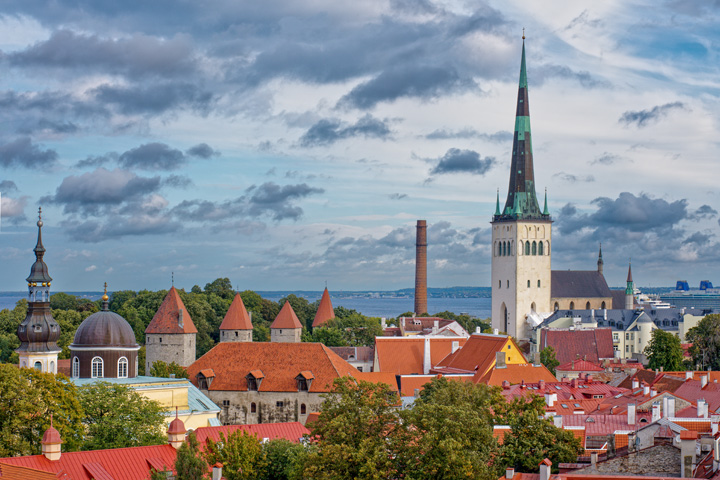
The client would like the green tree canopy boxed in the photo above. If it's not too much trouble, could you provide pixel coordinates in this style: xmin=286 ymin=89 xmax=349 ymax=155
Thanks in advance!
xmin=78 ymin=382 xmax=166 ymax=450
xmin=149 ymin=360 xmax=189 ymax=379
xmin=204 ymin=430 xmax=268 ymax=480
xmin=263 ymin=439 xmax=308 ymax=480
xmin=687 ymin=314 xmax=720 ymax=370
xmin=204 ymin=278 xmax=235 ymax=301
xmin=540 ymin=346 xmax=560 ymax=376
xmin=645 ymin=329 xmax=684 ymax=372
xmin=174 ymin=432 xmax=208 ymax=480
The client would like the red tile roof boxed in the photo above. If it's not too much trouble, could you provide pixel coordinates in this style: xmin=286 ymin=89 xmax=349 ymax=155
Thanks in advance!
xmin=675 ymin=379 xmax=720 ymax=412
xmin=312 ymin=288 xmax=335 ymax=327
xmin=193 ymin=422 xmax=309 ymax=444
xmin=475 ymin=364 xmax=557 ymax=386
xmin=0 ymin=463 xmax=57 ymax=480
xmin=328 ymin=346 xmax=374 ymax=363
xmin=436 ymin=334 xmax=520 ymax=375
xmin=187 ymin=342 xmax=358 ymax=392
xmin=270 ymin=301 xmax=303 ymax=330
xmin=374 ymin=337 xmax=467 ymax=374
xmin=219 ymin=293 xmax=253 ymax=330
xmin=539 ymin=328 xmax=614 ymax=365
xmin=0 ymin=444 xmax=177 ymax=480
xmin=557 ymin=360 xmax=604 ymax=373
xmin=145 ymin=287 xmax=198 ymax=334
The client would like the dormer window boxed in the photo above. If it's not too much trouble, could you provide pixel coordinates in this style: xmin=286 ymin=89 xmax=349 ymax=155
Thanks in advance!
xmin=33 ymin=324 xmax=42 ymax=333
xmin=296 ymin=371 xmax=314 ymax=392
xmin=246 ymin=370 xmax=264 ymax=391
xmin=197 ymin=368 xmax=216 ymax=390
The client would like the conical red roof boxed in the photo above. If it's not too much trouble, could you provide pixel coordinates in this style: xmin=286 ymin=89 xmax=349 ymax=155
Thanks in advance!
xmin=220 ymin=293 xmax=253 ymax=331
xmin=271 ymin=301 xmax=303 ymax=330
xmin=312 ymin=288 xmax=335 ymax=327
xmin=145 ymin=287 xmax=198 ymax=334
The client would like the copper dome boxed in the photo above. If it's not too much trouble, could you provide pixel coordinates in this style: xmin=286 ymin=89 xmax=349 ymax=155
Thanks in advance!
xmin=72 ymin=310 xmax=138 ymax=347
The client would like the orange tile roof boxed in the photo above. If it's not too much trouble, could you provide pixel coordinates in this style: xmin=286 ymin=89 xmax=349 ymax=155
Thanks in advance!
xmin=220 ymin=293 xmax=253 ymax=330
xmin=374 ymin=337 xmax=467 ymax=374
xmin=0 ymin=444 xmax=177 ymax=480
xmin=557 ymin=360 xmax=604 ymax=372
xmin=193 ymin=422 xmax=309 ymax=444
xmin=145 ymin=287 xmax=198 ymax=334
xmin=475 ymin=364 xmax=557 ymax=386
xmin=0 ymin=462 xmax=57 ymax=480
xmin=353 ymin=371 xmax=400 ymax=393
xmin=271 ymin=301 xmax=303 ymax=330
xmin=187 ymin=342 xmax=358 ymax=392
xmin=493 ymin=425 xmax=510 ymax=445
xmin=312 ymin=288 xmax=335 ymax=327
xmin=436 ymin=334 xmax=522 ymax=375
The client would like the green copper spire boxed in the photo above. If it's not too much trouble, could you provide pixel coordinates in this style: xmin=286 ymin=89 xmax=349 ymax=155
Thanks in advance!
xmin=495 ymin=35 xmax=548 ymax=222
xmin=543 ymin=188 xmax=549 ymax=215
xmin=625 ymin=261 xmax=634 ymax=295
xmin=495 ymin=189 xmax=501 ymax=216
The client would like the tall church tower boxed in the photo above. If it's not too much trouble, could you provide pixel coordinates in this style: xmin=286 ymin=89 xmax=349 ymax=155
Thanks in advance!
xmin=491 ymin=38 xmax=552 ymax=341
xmin=16 ymin=208 xmax=61 ymax=373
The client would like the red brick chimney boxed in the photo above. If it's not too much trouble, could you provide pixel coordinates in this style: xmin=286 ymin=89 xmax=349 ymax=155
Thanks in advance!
xmin=414 ymin=220 xmax=428 ymax=316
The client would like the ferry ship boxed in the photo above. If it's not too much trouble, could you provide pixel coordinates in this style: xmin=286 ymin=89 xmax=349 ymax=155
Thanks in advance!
xmin=659 ymin=280 xmax=720 ymax=310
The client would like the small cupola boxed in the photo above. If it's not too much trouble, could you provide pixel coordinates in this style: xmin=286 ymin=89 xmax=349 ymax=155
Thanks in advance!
xmin=41 ymin=414 xmax=62 ymax=461
xmin=167 ymin=407 xmax=187 ymax=450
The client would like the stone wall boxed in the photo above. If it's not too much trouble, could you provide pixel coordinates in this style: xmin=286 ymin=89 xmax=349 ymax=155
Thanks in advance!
xmin=220 ymin=330 xmax=252 ymax=343
xmin=146 ymin=333 xmax=196 ymax=371
xmin=207 ymin=390 xmax=323 ymax=426
xmin=575 ymin=444 xmax=680 ymax=477
xmin=271 ymin=328 xmax=302 ymax=343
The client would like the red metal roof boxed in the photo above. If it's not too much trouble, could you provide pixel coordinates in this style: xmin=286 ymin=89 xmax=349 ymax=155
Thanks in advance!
xmin=219 ymin=293 xmax=253 ymax=330
xmin=312 ymin=288 xmax=335 ymax=327
xmin=193 ymin=422 xmax=309 ymax=444
xmin=557 ymin=360 xmax=604 ymax=373
xmin=145 ymin=287 xmax=198 ymax=334
xmin=539 ymin=328 xmax=614 ymax=365
xmin=270 ymin=301 xmax=303 ymax=330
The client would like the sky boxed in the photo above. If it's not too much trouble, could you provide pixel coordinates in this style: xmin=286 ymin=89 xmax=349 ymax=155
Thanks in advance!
xmin=1 ymin=0 xmax=719 ymax=292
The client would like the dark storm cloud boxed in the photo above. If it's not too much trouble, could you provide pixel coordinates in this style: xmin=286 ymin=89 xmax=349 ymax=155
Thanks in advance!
xmin=556 ymin=192 xmax=688 ymax=235
xmin=553 ymin=172 xmax=595 ymax=183
xmin=41 ymin=168 xmax=161 ymax=215
xmin=339 ymin=65 xmax=475 ymax=109
xmin=619 ymin=102 xmax=686 ymax=127
xmin=590 ymin=152 xmax=620 ymax=165
xmin=683 ymin=231 xmax=713 ymax=245
xmin=0 ymin=137 xmax=58 ymax=168
xmin=172 ymin=182 xmax=324 ymax=223
xmin=186 ymin=143 xmax=220 ymax=158
xmin=425 ymin=128 xmax=511 ymax=142
xmin=91 ymin=82 xmax=213 ymax=115
xmin=18 ymin=119 xmax=79 ymax=135
xmin=119 ymin=143 xmax=186 ymax=170
xmin=0 ymin=180 xmax=18 ymax=192
xmin=299 ymin=115 xmax=391 ymax=147
xmin=9 ymin=30 xmax=197 ymax=79
xmin=689 ymin=205 xmax=718 ymax=220
xmin=430 ymin=148 xmax=495 ymax=175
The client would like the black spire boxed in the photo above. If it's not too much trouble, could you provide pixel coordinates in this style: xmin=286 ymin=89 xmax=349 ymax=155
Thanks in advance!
xmin=26 ymin=207 xmax=52 ymax=284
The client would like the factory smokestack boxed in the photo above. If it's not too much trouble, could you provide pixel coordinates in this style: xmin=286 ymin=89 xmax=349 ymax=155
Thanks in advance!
xmin=415 ymin=220 xmax=428 ymax=316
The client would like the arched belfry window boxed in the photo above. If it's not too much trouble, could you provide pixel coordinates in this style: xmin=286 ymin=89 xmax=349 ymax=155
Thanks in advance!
xmin=498 ymin=242 xmax=502 ymax=257
xmin=569 ymin=302 xmax=575 ymax=310
xmin=601 ymin=301 xmax=606 ymax=309
xmin=502 ymin=242 xmax=506 ymax=256
xmin=554 ymin=302 xmax=559 ymax=311
xmin=72 ymin=357 xmax=79 ymax=378
xmin=525 ymin=242 xmax=530 ymax=255
xmin=91 ymin=357 xmax=104 ymax=378
xmin=118 ymin=357 xmax=128 ymax=378
xmin=538 ymin=241 xmax=544 ymax=255
xmin=527 ymin=280 xmax=531 ymax=288
xmin=532 ymin=241 xmax=537 ymax=255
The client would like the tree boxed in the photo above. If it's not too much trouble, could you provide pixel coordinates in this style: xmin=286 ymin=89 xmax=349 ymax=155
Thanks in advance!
xmin=645 ymin=329 xmax=684 ymax=371
xmin=78 ymin=382 xmax=166 ymax=450
xmin=303 ymin=377 xmax=400 ymax=479
xmin=175 ymin=432 xmax=208 ymax=480
xmin=303 ymin=326 xmax=348 ymax=346
xmin=263 ymin=439 xmax=307 ymax=480
xmin=204 ymin=430 xmax=268 ymax=480
xmin=687 ymin=314 xmax=720 ymax=370
xmin=204 ymin=277 xmax=235 ymax=300
xmin=0 ymin=364 xmax=84 ymax=456
xmin=149 ymin=360 xmax=189 ymax=379
xmin=540 ymin=346 xmax=560 ymax=376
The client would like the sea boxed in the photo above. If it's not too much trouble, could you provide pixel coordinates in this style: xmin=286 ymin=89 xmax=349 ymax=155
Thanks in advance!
xmin=0 ymin=291 xmax=493 ymax=319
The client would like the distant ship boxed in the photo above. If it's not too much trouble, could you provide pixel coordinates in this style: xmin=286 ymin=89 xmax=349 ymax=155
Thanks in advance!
xmin=659 ymin=280 xmax=720 ymax=310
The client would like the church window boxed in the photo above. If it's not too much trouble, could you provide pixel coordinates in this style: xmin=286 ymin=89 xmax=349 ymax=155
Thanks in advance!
xmin=554 ymin=302 xmax=559 ymax=311
xmin=525 ymin=242 xmax=530 ymax=255
xmin=532 ymin=241 xmax=537 ymax=255
xmin=498 ymin=280 xmax=501 ymax=289
xmin=506 ymin=280 xmax=509 ymax=288
xmin=50 ymin=361 xmax=55 ymax=373
xmin=276 ymin=401 xmax=284 ymax=408
xmin=34 ymin=361 xmax=42 ymax=371
xmin=301 ymin=403 xmax=307 ymax=415
xmin=72 ymin=357 xmax=80 ymax=377
xmin=91 ymin=357 xmax=104 ymax=378
xmin=538 ymin=241 xmax=544 ymax=255
xmin=508 ymin=242 xmax=512 ymax=256
xmin=586 ymin=302 xmax=591 ymax=310
xmin=527 ymin=280 xmax=531 ymax=288
xmin=251 ymin=402 xmax=257 ymax=413
xmin=118 ymin=357 xmax=128 ymax=378
xmin=502 ymin=242 xmax=506 ymax=256
xmin=498 ymin=242 xmax=502 ymax=256
xmin=569 ymin=302 xmax=575 ymax=310
xmin=601 ymin=301 xmax=606 ymax=309
xmin=538 ymin=280 xmax=541 ymax=288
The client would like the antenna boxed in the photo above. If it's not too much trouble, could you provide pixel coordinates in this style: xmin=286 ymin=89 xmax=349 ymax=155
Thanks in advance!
xmin=172 ymin=271 xmax=174 ymax=286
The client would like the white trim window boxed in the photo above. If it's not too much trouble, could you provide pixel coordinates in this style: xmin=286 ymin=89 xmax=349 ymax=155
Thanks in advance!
xmin=91 ymin=356 xmax=104 ymax=378
xmin=118 ymin=357 xmax=128 ymax=378
xmin=72 ymin=357 xmax=80 ymax=378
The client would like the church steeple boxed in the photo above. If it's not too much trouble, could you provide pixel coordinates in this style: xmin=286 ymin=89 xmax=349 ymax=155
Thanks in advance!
xmin=597 ymin=243 xmax=604 ymax=275
xmin=495 ymin=37 xmax=548 ymax=222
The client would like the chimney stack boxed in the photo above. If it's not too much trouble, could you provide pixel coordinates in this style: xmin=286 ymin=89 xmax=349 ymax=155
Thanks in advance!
xmin=414 ymin=220 xmax=428 ymax=317
xmin=539 ymin=459 xmax=552 ymax=480
xmin=628 ymin=403 xmax=636 ymax=425
xmin=212 ymin=463 xmax=223 ymax=480
xmin=423 ymin=336 xmax=431 ymax=374
xmin=41 ymin=415 xmax=62 ymax=461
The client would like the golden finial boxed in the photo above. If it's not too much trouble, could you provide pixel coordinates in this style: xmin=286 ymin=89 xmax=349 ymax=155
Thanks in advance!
xmin=522 ymin=28 xmax=525 ymax=40
xmin=101 ymin=282 xmax=109 ymax=302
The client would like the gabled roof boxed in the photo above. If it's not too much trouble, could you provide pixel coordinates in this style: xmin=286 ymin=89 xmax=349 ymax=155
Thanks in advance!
xmin=312 ymin=288 xmax=335 ymax=327
xmin=476 ymin=363 xmax=557 ymax=386
xmin=220 ymin=293 xmax=253 ymax=330
xmin=557 ymin=360 xmax=604 ymax=373
xmin=551 ymin=270 xmax=612 ymax=299
xmin=539 ymin=328 xmax=614 ymax=365
xmin=374 ymin=337 xmax=467 ymax=375
xmin=193 ymin=422 xmax=309 ymax=444
xmin=0 ymin=462 xmax=56 ymax=480
xmin=187 ymin=342 xmax=358 ymax=392
xmin=436 ymin=334 xmax=524 ymax=376
xmin=145 ymin=287 xmax=198 ymax=334
xmin=271 ymin=301 xmax=303 ymax=330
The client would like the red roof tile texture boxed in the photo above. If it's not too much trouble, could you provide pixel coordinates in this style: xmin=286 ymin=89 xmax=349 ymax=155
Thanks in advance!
xmin=0 ymin=463 xmax=57 ymax=480
xmin=539 ymin=328 xmax=614 ymax=365
xmin=436 ymin=334 xmax=515 ymax=374
xmin=374 ymin=337 xmax=467 ymax=375
xmin=193 ymin=422 xmax=309 ymax=444
xmin=187 ymin=342 xmax=358 ymax=392
xmin=557 ymin=360 xmax=604 ymax=372
xmin=475 ymin=364 xmax=557 ymax=386
xmin=220 ymin=293 xmax=253 ymax=330
xmin=271 ymin=301 xmax=303 ymax=330
xmin=145 ymin=287 xmax=198 ymax=334
xmin=312 ymin=288 xmax=335 ymax=327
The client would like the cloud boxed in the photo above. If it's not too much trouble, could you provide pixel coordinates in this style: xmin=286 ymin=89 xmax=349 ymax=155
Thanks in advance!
xmin=75 ymin=153 xmax=116 ymax=168
xmin=0 ymin=180 xmax=18 ymax=192
xmin=63 ymin=214 xmax=182 ymax=243
xmin=41 ymin=168 xmax=161 ymax=215
xmin=339 ymin=65 xmax=475 ymax=109
xmin=532 ymin=64 xmax=610 ymax=88
xmin=91 ymin=82 xmax=213 ymax=115
xmin=162 ymin=175 xmax=193 ymax=189
xmin=85 ymin=265 xmax=97 ymax=272
xmin=619 ymin=102 xmax=686 ymax=127
xmin=430 ymin=148 xmax=495 ymax=175
xmin=0 ymin=194 xmax=28 ymax=223
xmin=683 ymin=231 xmax=713 ymax=245
xmin=424 ymin=128 xmax=511 ymax=142
xmin=119 ymin=143 xmax=186 ymax=170
xmin=389 ymin=193 xmax=407 ymax=200
xmin=299 ymin=114 xmax=391 ymax=147
xmin=9 ymin=30 xmax=197 ymax=79
xmin=590 ymin=152 xmax=620 ymax=165
xmin=186 ymin=143 xmax=220 ymax=158
xmin=553 ymin=172 xmax=595 ymax=183
xmin=689 ymin=205 xmax=718 ymax=220
xmin=0 ymin=137 xmax=58 ymax=168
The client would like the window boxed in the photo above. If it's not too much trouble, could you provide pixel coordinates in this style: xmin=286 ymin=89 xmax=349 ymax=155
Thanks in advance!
xmin=537 ymin=280 xmax=541 ymax=288
xmin=502 ymin=242 xmax=506 ymax=256
xmin=625 ymin=345 xmax=629 ymax=352
xmin=34 ymin=361 xmax=42 ymax=371
xmin=301 ymin=403 xmax=307 ymax=415
xmin=276 ymin=401 xmax=284 ymax=408
xmin=601 ymin=301 xmax=606 ymax=309
xmin=222 ymin=400 xmax=230 ymax=407
xmin=498 ymin=242 xmax=502 ymax=256
xmin=297 ymin=378 xmax=309 ymax=391
xmin=625 ymin=333 xmax=629 ymax=340
xmin=251 ymin=402 xmax=256 ymax=413
xmin=569 ymin=302 xmax=575 ymax=310
xmin=247 ymin=377 xmax=258 ymax=391
xmin=506 ymin=280 xmax=509 ymax=288
xmin=498 ymin=280 xmax=501 ymax=289
xmin=50 ymin=361 xmax=55 ymax=373
xmin=235 ymin=331 xmax=238 ymax=337
xmin=159 ymin=337 xmax=162 ymax=343
xmin=532 ymin=241 xmax=537 ymax=255
xmin=538 ymin=241 xmax=544 ymax=255
xmin=91 ymin=357 xmax=104 ymax=378
xmin=554 ymin=302 xmax=559 ymax=311
xmin=118 ymin=357 xmax=128 ymax=378
xmin=527 ymin=280 xmax=531 ymax=288
xmin=586 ymin=302 xmax=591 ymax=310
xmin=525 ymin=242 xmax=530 ymax=255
